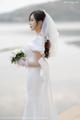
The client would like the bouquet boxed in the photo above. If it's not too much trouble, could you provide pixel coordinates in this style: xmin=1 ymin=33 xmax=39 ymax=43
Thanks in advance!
xmin=11 ymin=48 xmax=27 ymax=64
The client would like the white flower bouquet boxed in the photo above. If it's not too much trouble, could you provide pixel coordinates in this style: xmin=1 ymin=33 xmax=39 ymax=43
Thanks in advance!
xmin=11 ymin=48 xmax=27 ymax=64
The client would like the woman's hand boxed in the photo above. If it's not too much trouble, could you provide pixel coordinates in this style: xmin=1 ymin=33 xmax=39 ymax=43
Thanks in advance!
xmin=17 ymin=59 xmax=28 ymax=67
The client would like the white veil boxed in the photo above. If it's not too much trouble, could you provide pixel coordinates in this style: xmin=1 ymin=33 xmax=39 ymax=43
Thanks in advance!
xmin=38 ymin=10 xmax=59 ymax=119
xmin=40 ymin=10 xmax=59 ymax=57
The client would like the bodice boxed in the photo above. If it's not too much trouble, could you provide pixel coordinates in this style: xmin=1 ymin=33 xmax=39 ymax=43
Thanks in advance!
xmin=21 ymin=35 xmax=49 ymax=70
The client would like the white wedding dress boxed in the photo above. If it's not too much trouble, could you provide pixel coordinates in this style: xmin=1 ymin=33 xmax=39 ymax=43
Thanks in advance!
xmin=22 ymin=35 xmax=58 ymax=120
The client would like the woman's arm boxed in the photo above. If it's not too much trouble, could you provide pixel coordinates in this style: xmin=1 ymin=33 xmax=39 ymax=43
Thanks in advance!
xmin=27 ymin=51 xmax=42 ymax=67
xmin=17 ymin=51 xmax=42 ymax=67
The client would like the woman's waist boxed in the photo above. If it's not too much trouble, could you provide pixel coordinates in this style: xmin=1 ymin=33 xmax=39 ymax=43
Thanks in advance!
xmin=27 ymin=66 xmax=41 ymax=70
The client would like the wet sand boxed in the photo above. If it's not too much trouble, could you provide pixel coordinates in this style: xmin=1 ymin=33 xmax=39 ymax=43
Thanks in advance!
xmin=59 ymin=105 xmax=80 ymax=120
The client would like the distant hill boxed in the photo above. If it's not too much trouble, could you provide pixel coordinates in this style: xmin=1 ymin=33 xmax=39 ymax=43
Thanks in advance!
xmin=0 ymin=0 xmax=80 ymax=23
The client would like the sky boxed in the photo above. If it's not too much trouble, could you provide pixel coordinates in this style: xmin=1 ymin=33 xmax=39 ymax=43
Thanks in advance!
xmin=0 ymin=0 xmax=57 ymax=13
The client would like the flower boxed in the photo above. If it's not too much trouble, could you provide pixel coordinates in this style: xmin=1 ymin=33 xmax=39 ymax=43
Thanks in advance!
xmin=11 ymin=48 xmax=27 ymax=64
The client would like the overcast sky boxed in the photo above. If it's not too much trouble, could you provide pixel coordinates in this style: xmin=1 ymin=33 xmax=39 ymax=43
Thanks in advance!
xmin=0 ymin=0 xmax=57 ymax=13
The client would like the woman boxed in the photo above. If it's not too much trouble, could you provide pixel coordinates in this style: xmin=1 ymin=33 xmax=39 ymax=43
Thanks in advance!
xmin=17 ymin=10 xmax=59 ymax=120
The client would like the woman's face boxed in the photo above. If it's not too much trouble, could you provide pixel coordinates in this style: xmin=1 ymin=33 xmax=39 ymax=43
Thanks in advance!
xmin=29 ymin=14 xmax=37 ymax=31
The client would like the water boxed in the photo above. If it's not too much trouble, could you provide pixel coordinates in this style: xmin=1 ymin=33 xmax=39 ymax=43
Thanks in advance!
xmin=0 ymin=23 xmax=32 ymax=50
xmin=0 ymin=22 xmax=80 ymax=119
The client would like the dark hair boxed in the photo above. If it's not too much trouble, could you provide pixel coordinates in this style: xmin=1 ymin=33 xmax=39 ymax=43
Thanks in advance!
xmin=29 ymin=10 xmax=46 ymax=23
xmin=44 ymin=40 xmax=51 ymax=58
xmin=29 ymin=10 xmax=50 ymax=58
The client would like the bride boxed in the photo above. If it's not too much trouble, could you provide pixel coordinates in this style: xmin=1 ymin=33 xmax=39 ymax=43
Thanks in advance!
xmin=17 ymin=9 xmax=59 ymax=120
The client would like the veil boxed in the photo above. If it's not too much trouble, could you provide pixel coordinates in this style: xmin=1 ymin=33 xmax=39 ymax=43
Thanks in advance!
xmin=38 ymin=10 xmax=59 ymax=119
xmin=40 ymin=9 xmax=59 ymax=57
